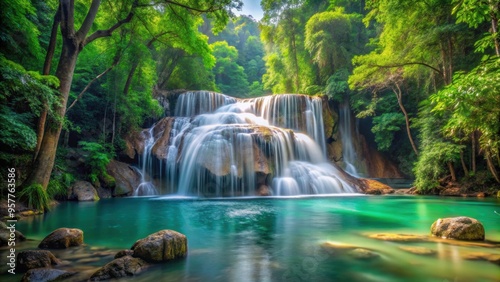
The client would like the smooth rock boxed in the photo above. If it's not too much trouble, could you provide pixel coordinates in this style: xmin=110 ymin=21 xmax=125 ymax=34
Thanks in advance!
xmin=361 ymin=179 xmax=394 ymax=195
xmin=68 ymin=181 xmax=99 ymax=201
xmin=430 ymin=216 xmax=485 ymax=241
xmin=106 ymin=160 xmax=141 ymax=196
xmin=131 ymin=230 xmax=187 ymax=262
xmin=39 ymin=228 xmax=84 ymax=249
xmin=21 ymin=268 xmax=75 ymax=282
xmin=17 ymin=250 xmax=60 ymax=272
xmin=89 ymin=256 xmax=147 ymax=281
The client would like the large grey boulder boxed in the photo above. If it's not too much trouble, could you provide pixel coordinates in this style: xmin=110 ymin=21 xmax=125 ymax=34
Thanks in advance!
xmin=68 ymin=181 xmax=99 ymax=201
xmin=38 ymin=228 xmax=84 ymax=249
xmin=131 ymin=230 xmax=187 ymax=262
xmin=431 ymin=216 xmax=485 ymax=241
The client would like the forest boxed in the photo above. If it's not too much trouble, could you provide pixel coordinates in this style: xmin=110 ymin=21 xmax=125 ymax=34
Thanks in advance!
xmin=1 ymin=0 xmax=499 ymax=210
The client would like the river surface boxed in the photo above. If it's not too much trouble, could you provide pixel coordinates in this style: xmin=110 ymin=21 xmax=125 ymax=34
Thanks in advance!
xmin=3 ymin=195 xmax=500 ymax=281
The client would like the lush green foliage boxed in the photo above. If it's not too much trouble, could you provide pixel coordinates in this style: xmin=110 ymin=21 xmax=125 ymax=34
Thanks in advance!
xmin=79 ymin=141 xmax=115 ymax=184
xmin=18 ymin=184 xmax=50 ymax=211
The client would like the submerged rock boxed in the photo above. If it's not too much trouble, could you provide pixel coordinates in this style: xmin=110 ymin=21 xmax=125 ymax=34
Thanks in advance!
xmin=367 ymin=233 xmax=428 ymax=242
xmin=398 ymin=246 xmax=436 ymax=256
xmin=17 ymin=250 xmax=60 ymax=272
xmin=131 ymin=230 xmax=187 ymax=262
xmin=462 ymin=252 xmax=500 ymax=266
xmin=115 ymin=249 xmax=134 ymax=259
xmin=38 ymin=228 xmax=84 ymax=249
xmin=89 ymin=255 xmax=148 ymax=281
xmin=348 ymin=248 xmax=380 ymax=260
xmin=21 ymin=268 xmax=76 ymax=282
xmin=430 ymin=217 xmax=485 ymax=241
xmin=68 ymin=181 xmax=99 ymax=201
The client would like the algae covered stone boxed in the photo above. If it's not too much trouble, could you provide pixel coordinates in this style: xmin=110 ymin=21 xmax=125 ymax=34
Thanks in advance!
xmin=430 ymin=216 xmax=485 ymax=241
xmin=38 ymin=228 xmax=84 ymax=249
xmin=131 ymin=230 xmax=187 ymax=262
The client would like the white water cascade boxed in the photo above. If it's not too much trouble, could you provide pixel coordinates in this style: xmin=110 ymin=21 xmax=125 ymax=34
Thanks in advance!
xmin=133 ymin=91 xmax=359 ymax=197
xmin=338 ymin=101 xmax=361 ymax=177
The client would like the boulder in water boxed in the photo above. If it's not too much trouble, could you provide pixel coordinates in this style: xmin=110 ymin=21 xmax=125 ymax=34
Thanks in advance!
xmin=38 ymin=228 xmax=84 ymax=249
xmin=21 ymin=268 xmax=76 ymax=282
xmin=430 ymin=216 xmax=485 ymax=241
xmin=17 ymin=250 xmax=60 ymax=272
xmin=68 ymin=181 xmax=99 ymax=201
xmin=360 ymin=179 xmax=394 ymax=195
xmin=89 ymin=255 xmax=148 ymax=281
xmin=131 ymin=230 xmax=187 ymax=262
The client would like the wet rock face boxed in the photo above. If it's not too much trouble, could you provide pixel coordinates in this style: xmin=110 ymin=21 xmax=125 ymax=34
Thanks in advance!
xmin=131 ymin=230 xmax=188 ymax=262
xmin=17 ymin=250 xmax=60 ymax=272
xmin=68 ymin=181 xmax=99 ymax=201
xmin=431 ymin=217 xmax=485 ymax=241
xmin=89 ymin=256 xmax=147 ymax=281
xmin=38 ymin=228 xmax=84 ymax=249
xmin=106 ymin=160 xmax=141 ymax=196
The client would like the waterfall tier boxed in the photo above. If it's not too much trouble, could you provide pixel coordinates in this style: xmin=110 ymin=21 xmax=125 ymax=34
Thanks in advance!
xmin=134 ymin=91 xmax=361 ymax=197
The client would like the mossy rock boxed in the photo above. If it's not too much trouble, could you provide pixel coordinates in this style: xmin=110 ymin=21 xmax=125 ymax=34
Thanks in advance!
xmin=431 ymin=216 xmax=485 ymax=241
xmin=131 ymin=230 xmax=187 ymax=262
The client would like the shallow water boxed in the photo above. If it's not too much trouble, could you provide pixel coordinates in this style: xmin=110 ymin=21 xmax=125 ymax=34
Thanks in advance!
xmin=3 ymin=195 xmax=500 ymax=281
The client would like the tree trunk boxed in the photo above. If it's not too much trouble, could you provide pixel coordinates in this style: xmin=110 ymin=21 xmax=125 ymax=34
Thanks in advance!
xmin=447 ymin=161 xmax=457 ymax=182
xmin=34 ymin=7 xmax=61 ymax=162
xmin=486 ymin=153 xmax=500 ymax=183
xmin=394 ymin=84 xmax=419 ymax=155
xmin=471 ymin=131 xmax=476 ymax=174
xmin=460 ymin=150 xmax=469 ymax=176
xmin=24 ymin=39 xmax=80 ymax=189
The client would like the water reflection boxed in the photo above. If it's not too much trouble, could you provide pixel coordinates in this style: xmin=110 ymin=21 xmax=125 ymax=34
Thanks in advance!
xmin=11 ymin=196 xmax=500 ymax=281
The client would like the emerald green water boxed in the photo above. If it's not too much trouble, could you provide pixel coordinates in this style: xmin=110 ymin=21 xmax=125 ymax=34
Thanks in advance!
xmin=6 ymin=196 xmax=500 ymax=281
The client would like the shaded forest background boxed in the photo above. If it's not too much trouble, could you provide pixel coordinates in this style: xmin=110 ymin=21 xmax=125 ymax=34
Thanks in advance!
xmin=1 ymin=0 xmax=499 ymax=208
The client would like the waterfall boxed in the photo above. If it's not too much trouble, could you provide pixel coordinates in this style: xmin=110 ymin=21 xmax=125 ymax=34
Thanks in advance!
xmin=338 ymin=101 xmax=360 ymax=177
xmin=134 ymin=91 xmax=359 ymax=197
xmin=133 ymin=127 xmax=159 ymax=196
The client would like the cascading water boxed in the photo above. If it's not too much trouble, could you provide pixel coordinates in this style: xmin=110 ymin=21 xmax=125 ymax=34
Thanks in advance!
xmin=338 ymin=101 xmax=361 ymax=177
xmin=133 ymin=127 xmax=159 ymax=196
xmin=133 ymin=91 xmax=359 ymax=197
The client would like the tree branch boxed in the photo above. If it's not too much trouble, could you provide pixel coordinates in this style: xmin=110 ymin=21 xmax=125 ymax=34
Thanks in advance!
xmin=369 ymin=62 xmax=444 ymax=77
xmin=76 ymin=0 xmax=102 ymax=40
xmin=66 ymin=55 xmax=121 ymax=112
xmin=84 ymin=10 xmax=134 ymax=46
xmin=60 ymin=0 xmax=75 ymax=38
xmin=164 ymin=0 xmax=222 ymax=13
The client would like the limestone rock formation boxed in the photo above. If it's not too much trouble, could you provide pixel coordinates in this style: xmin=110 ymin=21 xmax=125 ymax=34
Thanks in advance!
xmin=38 ymin=228 xmax=84 ymax=249
xmin=431 ymin=216 xmax=485 ymax=241
xmin=106 ymin=160 xmax=141 ymax=196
